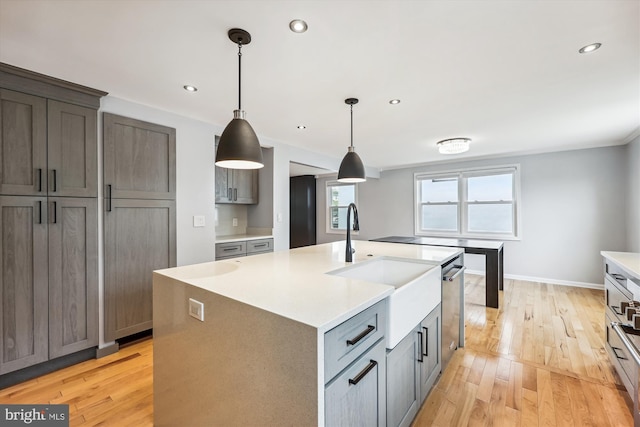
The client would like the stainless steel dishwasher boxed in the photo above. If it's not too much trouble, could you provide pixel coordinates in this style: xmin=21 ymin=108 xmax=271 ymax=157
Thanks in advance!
xmin=441 ymin=255 xmax=465 ymax=371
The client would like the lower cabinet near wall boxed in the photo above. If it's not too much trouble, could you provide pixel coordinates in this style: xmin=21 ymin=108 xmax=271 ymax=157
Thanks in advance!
xmin=386 ymin=304 xmax=442 ymax=427
xmin=215 ymin=238 xmax=273 ymax=260
xmin=0 ymin=196 xmax=98 ymax=375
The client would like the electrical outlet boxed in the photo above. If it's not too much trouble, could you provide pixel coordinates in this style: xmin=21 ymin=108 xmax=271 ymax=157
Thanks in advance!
xmin=193 ymin=215 xmax=205 ymax=227
xmin=188 ymin=298 xmax=204 ymax=321
xmin=232 ymin=218 xmax=238 ymax=227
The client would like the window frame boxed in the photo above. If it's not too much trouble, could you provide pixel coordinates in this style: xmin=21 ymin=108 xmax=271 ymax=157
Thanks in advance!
xmin=414 ymin=164 xmax=521 ymax=240
xmin=326 ymin=181 xmax=359 ymax=235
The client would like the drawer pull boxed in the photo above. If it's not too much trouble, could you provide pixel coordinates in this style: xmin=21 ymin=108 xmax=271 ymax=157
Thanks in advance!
xmin=348 ymin=360 xmax=377 ymax=386
xmin=417 ymin=331 xmax=424 ymax=363
xmin=253 ymin=243 xmax=267 ymax=248
xmin=346 ymin=325 xmax=375 ymax=346
xmin=611 ymin=305 xmax=623 ymax=316
xmin=611 ymin=346 xmax=628 ymax=360
xmin=611 ymin=322 xmax=640 ymax=365
xmin=223 ymin=247 xmax=240 ymax=252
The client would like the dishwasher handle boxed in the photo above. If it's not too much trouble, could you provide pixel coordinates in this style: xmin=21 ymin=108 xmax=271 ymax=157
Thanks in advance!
xmin=443 ymin=265 xmax=466 ymax=282
xmin=611 ymin=322 xmax=640 ymax=366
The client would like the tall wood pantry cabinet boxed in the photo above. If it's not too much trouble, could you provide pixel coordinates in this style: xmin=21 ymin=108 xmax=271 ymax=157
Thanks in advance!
xmin=103 ymin=113 xmax=176 ymax=342
xmin=0 ymin=63 xmax=106 ymax=375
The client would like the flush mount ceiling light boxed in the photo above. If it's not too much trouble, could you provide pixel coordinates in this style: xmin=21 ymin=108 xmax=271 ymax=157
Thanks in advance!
xmin=389 ymin=99 xmax=401 ymax=105
xmin=183 ymin=85 xmax=197 ymax=92
xmin=215 ymin=28 xmax=264 ymax=170
xmin=437 ymin=138 xmax=471 ymax=155
xmin=337 ymin=98 xmax=366 ymax=183
xmin=297 ymin=125 xmax=306 ymax=129
xmin=579 ymin=43 xmax=602 ymax=54
xmin=289 ymin=19 xmax=308 ymax=33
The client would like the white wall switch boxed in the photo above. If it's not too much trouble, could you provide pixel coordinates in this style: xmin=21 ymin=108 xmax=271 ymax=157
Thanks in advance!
xmin=188 ymin=298 xmax=204 ymax=321
xmin=232 ymin=217 xmax=238 ymax=227
xmin=193 ymin=215 xmax=205 ymax=227
xmin=277 ymin=213 xmax=283 ymax=223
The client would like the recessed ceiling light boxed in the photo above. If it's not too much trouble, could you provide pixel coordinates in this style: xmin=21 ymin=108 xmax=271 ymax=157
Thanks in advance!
xmin=437 ymin=138 xmax=471 ymax=154
xmin=389 ymin=99 xmax=401 ymax=105
xmin=578 ymin=43 xmax=602 ymax=54
xmin=297 ymin=125 xmax=306 ymax=129
xmin=289 ymin=19 xmax=308 ymax=33
xmin=183 ymin=85 xmax=198 ymax=92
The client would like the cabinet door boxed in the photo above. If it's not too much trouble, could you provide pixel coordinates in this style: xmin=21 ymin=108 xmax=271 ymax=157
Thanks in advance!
xmin=419 ymin=305 xmax=441 ymax=403
xmin=47 ymin=100 xmax=97 ymax=197
xmin=326 ymin=339 xmax=387 ymax=427
xmin=48 ymin=197 xmax=98 ymax=358
xmin=103 ymin=113 xmax=176 ymax=200
xmin=232 ymin=169 xmax=258 ymax=204
xmin=214 ymin=166 xmax=232 ymax=203
xmin=104 ymin=199 xmax=176 ymax=342
xmin=0 ymin=196 xmax=48 ymax=374
xmin=386 ymin=329 xmax=420 ymax=427
xmin=0 ymin=90 xmax=47 ymax=196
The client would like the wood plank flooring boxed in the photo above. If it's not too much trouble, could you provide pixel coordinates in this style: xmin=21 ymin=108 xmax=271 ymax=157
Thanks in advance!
xmin=0 ymin=275 xmax=633 ymax=426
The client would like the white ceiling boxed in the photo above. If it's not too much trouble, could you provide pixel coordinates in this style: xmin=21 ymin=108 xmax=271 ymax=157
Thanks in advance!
xmin=1 ymin=0 xmax=638 ymax=170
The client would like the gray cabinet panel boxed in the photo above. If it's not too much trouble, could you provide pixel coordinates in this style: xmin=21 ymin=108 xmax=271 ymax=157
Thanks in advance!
xmin=214 ymin=135 xmax=258 ymax=204
xmin=104 ymin=199 xmax=176 ymax=341
xmin=103 ymin=113 xmax=176 ymax=200
xmin=0 ymin=89 xmax=47 ymax=196
xmin=325 ymin=339 xmax=386 ymax=427
xmin=0 ymin=196 xmax=48 ymax=374
xmin=386 ymin=330 xmax=420 ymax=427
xmin=47 ymin=100 xmax=97 ymax=197
xmin=48 ymin=197 xmax=98 ymax=358
xmin=420 ymin=304 xmax=441 ymax=403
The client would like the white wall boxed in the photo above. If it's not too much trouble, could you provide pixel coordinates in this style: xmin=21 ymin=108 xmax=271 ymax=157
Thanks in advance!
xmin=626 ymin=135 xmax=640 ymax=252
xmin=317 ymin=146 xmax=629 ymax=285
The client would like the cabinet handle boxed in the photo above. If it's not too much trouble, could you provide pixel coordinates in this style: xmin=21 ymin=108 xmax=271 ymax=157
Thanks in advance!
xmin=107 ymin=185 xmax=112 ymax=212
xmin=423 ymin=326 xmax=429 ymax=357
xmin=611 ymin=305 xmax=623 ymax=316
xmin=346 ymin=325 xmax=375 ymax=346
xmin=417 ymin=331 xmax=424 ymax=363
xmin=223 ymin=247 xmax=240 ymax=252
xmin=37 ymin=168 xmax=42 ymax=192
xmin=228 ymin=188 xmax=232 ymax=200
xmin=348 ymin=360 xmax=377 ymax=386
xmin=611 ymin=346 xmax=628 ymax=361
xmin=234 ymin=188 xmax=238 ymax=201
xmin=253 ymin=243 xmax=267 ymax=248
xmin=37 ymin=201 xmax=42 ymax=224
xmin=52 ymin=169 xmax=57 ymax=192
xmin=51 ymin=201 xmax=57 ymax=224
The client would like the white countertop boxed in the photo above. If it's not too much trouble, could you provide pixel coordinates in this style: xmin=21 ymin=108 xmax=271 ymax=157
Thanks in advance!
xmin=602 ymin=251 xmax=640 ymax=278
xmin=216 ymin=234 xmax=273 ymax=243
xmin=155 ymin=240 xmax=462 ymax=332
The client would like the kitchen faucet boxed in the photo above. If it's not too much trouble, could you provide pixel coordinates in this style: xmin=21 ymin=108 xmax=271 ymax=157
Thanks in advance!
xmin=345 ymin=203 xmax=359 ymax=262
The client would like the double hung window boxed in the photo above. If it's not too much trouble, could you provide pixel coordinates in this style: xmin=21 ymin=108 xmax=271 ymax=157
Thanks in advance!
xmin=415 ymin=165 xmax=520 ymax=239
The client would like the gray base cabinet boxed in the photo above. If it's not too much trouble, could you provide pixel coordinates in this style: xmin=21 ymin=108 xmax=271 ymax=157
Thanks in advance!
xmin=386 ymin=304 xmax=441 ymax=427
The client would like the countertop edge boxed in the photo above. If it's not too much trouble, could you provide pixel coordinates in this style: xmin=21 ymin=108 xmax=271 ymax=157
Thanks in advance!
xmin=601 ymin=251 xmax=640 ymax=279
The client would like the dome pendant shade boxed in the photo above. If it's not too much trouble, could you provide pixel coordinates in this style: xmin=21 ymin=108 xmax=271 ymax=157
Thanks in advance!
xmin=338 ymin=98 xmax=366 ymax=183
xmin=216 ymin=110 xmax=264 ymax=169
xmin=338 ymin=148 xmax=366 ymax=183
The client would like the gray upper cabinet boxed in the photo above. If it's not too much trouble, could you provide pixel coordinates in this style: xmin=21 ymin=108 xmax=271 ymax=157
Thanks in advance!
xmin=104 ymin=199 xmax=176 ymax=342
xmin=0 ymin=196 xmax=48 ymax=374
xmin=48 ymin=197 xmax=98 ymax=359
xmin=0 ymin=89 xmax=47 ymax=196
xmin=104 ymin=113 xmax=176 ymax=200
xmin=214 ymin=136 xmax=258 ymax=204
xmin=47 ymin=100 xmax=98 ymax=197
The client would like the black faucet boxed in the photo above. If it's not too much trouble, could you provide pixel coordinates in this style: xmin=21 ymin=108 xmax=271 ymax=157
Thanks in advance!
xmin=345 ymin=203 xmax=359 ymax=262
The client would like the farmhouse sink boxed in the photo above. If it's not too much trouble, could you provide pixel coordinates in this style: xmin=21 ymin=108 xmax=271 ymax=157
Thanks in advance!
xmin=328 ymin=256 xmax=441 ymax=348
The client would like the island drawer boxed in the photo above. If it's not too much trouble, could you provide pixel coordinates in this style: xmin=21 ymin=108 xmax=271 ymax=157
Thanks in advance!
xmin=606 ymin=275 xmax=633 ymax=322
xmin=247 ymin=238 xmax=273 ymax=254
xmin=325 ymin=299 xmax=387 ymax=382
xmin=605 ymin=312 xmax=636 ymax=396
xmin=215 ymin=241 xmax=246 ymax=260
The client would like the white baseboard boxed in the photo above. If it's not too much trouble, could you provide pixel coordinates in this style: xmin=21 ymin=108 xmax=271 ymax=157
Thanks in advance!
xmin=465 ymin=269 xmax=603 ymax=290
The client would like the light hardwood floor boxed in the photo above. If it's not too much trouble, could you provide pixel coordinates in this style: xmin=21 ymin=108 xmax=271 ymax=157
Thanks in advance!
xmin=0 ymin=275 xmax=633 ymax=426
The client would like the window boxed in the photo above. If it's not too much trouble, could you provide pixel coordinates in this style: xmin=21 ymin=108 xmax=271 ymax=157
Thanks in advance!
xmin=326 ymin=182 xmax=357 ymax=233
xmin=415 ymin=165 xmax=520 ymax=239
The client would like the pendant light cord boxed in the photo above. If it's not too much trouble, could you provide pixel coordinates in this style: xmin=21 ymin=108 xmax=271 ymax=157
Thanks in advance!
xmin=237 ymin=43 xmax=242 ymax=110
xmin=350 ymin=104 xmax=354 ymax=148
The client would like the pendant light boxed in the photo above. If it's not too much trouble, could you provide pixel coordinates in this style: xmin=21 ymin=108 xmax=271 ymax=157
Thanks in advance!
xmin=337 ymin=98 xmax=366 ymax=183
xmin=215 ymin=28 xmax=264 ymax=170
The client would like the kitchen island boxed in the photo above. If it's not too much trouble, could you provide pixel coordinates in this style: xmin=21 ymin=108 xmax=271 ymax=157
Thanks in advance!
xmin=153 ymin=241 xmax=462 ymax=426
